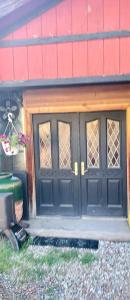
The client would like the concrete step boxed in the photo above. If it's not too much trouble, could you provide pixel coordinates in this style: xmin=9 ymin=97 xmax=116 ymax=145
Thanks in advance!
xmin=25 ymin=217 xmax=130 ymax=242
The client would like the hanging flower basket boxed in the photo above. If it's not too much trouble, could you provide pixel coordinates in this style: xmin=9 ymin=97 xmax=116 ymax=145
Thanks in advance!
xmin=0 ymin=113 xmax=30 ymax=156
xmin=0 ymin=133 xmax=30 ymax=156
xmin=2 ymin=140 xmax=19 ymax=156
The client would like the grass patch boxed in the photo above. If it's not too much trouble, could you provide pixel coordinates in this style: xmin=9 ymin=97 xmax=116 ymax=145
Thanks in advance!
xmin=0 ymin=236 xmax=98 ymax=286
xmin=46 ymin=286 xmax=56 ymax=295
xmin=80 ymin=252 xmax=97 ymax=265
xmin=33 ymin=249 xmax=79 ymax=266
xmin=59 ymin=250 xmax=79 ymax=262
xmin=0 ymin=238 xmax=14 ymax=272
xmin=35 ymin=250 xmax=60 ymax=266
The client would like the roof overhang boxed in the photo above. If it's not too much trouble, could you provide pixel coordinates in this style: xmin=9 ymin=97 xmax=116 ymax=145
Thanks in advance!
xmin=0 ymin=0 xmax=63 ymax=39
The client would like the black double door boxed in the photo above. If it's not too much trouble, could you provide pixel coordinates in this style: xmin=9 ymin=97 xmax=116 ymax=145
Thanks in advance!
xmin=33 ymin=111 xmax=126 ymax=217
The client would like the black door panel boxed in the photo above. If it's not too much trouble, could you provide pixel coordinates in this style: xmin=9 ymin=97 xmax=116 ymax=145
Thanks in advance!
xmin=33 ymin=111 xmax=127 ymax=217
xmin=80 ymin=111 xmax=126 ymax=216
xmin=33 ymin=113 xmax=80 ymax=216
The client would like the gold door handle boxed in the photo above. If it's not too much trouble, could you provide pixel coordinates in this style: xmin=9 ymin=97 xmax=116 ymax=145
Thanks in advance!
xmin=81 ymin=161 xmax=88 ymax=176
xmin=72 ymin=162 xmax=78 ymax=176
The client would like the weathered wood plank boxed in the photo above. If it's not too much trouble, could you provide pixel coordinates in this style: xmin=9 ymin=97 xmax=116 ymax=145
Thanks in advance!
xmin=56 ymin=0 xmax=71 ymax=36
xmin=13 ymin=25 xmax=28 ymax=80
xmin=24 ymin=84 xmax=130 ymax=105
xmin=73 ymin=41 xmax=88 ymax=77
xmin=57 ymin=43 xmax=73 ymax=78
xmin=41 ymin=7 xmax=57 ymax=37
xmin=27 ymin=16 xmax=43 ymax=79
xmin=88 ymin=40 xmax=103 ymax=76
xmin=42 ymin=44 xmax=57 ymax=78
xmin=41 ymin=7 xmax=57 ymax=79
xmin=104 ymin=0 xmax=119 ymax=30
xmin=71 ymin=0 xmax=87 ymax=34
xmin=120 ymin=37 xmax=130 ymax=74
xmin=104 ymin=39 xmax=119 ymax=75
xmin=120 ymin=0 xmax=130 ymax=30
xmin=0 ymin=48 xmax=14 ymax=80
xmin=27 ymin=45 xmax=43 ymax=79
xmin=87 ymin=0 xmax=103 ymax=33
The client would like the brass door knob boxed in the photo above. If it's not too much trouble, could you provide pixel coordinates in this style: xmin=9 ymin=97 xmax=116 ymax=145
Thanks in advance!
xmin=81 ymin=161 xmax=88 ymax=176
xmin=72 ymin=162 xmax=78 ymax=176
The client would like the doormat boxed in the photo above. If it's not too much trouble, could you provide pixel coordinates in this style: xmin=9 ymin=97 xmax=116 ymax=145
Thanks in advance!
xmin=33 ymin=237 xmax=99 ymax=249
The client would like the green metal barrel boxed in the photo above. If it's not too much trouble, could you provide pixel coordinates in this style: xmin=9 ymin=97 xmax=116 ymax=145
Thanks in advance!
xmin=0 ymin=172 xmax=23 ymax=221
xmin=0 ymin=172 xmax=23 ymax=202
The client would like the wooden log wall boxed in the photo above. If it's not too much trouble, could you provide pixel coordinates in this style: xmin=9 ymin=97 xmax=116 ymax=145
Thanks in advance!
xmin=0 ymin=0 xmax=130 ymax=81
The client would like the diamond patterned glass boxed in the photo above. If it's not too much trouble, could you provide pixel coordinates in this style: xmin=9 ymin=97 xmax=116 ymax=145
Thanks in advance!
xmin=86 ymin=120 xmax=99 ymax=168
xmin=58 ymin=122 xmax=71 ymax=169
xmin=107 ymin=119 xmax=120 ymax=168
xmin=39 ymin=122 xmax=52 ymax=169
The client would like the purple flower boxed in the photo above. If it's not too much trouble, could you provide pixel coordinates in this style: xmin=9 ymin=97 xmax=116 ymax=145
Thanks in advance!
xmin=0 ymin=132 xmax=30 ymax=148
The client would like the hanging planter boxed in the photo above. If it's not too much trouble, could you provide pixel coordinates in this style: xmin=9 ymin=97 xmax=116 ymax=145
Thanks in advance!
xmin=2 ymin=140 xmax=19 ymax=156
xmin=0 ymin=113 xmax=29 ymax=156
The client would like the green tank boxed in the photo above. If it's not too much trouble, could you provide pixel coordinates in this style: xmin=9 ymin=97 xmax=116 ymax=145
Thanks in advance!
xmin=0 ymin=172 xmax=23 ymax=202
xmin=0 ymin=172 xmax=23 ymax=221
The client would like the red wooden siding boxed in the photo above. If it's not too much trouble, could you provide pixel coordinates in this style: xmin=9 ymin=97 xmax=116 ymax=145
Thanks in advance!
xmin=120 ymin=38 xmax=130 ymax=74
xmin=73 ymin=41 xmax=88 ymax=77
xmin=104 ymin=39 xmax=119 ymax=75
xmin=120 ymin=0 xmax=130 ymax=30
xmin=104 ymin=0 xmax=120 ymax=31
xmin=0 ymin=33 xmax=14 ymax=81
xmin=0 ymin=0 xmax=130 ymax=82
xmin=71 ymin=0 xmax=87 ymax=34
xmin=13 ymin=26 xmax=28 ymax=80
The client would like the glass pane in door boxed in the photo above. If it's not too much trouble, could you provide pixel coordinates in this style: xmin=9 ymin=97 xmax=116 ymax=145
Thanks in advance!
xmin=86 ymin=120 xmax=100 ymax=168
xmin=58 ymin=121 xmax=71 ymax=169
xmin=39 ymin=122 xmax=52 ymax=168
xmin=107 ymin=119 xmax=120 ymax=168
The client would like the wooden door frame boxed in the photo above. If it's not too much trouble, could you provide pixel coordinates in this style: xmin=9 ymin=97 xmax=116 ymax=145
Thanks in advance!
xmin=23 ymin=84 xmax=130 ymax=224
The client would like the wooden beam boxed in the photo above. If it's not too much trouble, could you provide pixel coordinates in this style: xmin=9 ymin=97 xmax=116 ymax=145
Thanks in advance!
xmin=127 ymin=107 xmax=130 ymax=226
xmin=1 ymin=75 xmax=130 ymax=89
xmin=24 ymin=84 xmax=130 ymax=110
xmin=24 ymin=110 xmax=32 ymax=213
xmin=0 ymin=30 xmax=130 ymax=48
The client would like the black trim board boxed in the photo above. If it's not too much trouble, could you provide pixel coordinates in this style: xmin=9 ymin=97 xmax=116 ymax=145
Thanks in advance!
xmin=0 ymin=0 xmax=63 ymax=40
xmin=0 ymin=30 xmax=130 ymax=48
xmin=0 ymin=74 xmax=130 ymax=90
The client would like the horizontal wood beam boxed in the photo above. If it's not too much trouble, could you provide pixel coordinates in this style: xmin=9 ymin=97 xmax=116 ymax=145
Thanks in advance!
xmin=24 ymin=85 xmax=130 ymax=112
xmin=1 ymin=75 xmax=130 ymax=90
xmin=0 ymin=30 xmax=130 ymax=48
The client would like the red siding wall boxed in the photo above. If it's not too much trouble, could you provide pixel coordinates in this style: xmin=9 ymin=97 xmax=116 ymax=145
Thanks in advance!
xmin=0 ymin=0 xmax=130 ymax=81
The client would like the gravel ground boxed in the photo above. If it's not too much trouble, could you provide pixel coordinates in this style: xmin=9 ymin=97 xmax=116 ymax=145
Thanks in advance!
xmin=0 ymin=241 xmax=130 ymax=300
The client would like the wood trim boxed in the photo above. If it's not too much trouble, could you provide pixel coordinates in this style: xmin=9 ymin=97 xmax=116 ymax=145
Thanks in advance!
xmin=1 ymin=75 xmax=130 ymax=90
xmin=23 ymin=84 xmax=130 ymax=219
xmin=127 ymin=107 xmax=130 ymax=226
xmin=0 ymin=30 xmax=130 ymax=48
xmin=24 ymin=109 xmax=36 ymax=216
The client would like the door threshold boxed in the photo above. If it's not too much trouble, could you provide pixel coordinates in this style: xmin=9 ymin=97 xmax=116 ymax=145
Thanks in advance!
xmin=26 ymin=216 xmax=130 ymax=242
xmin=35 ymin=215 xmax=81 ymax=219
xmin=34 ymin=215 xmax=127 ymax=221
xmin=81 ymin=216 xmax=127 ymax=221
